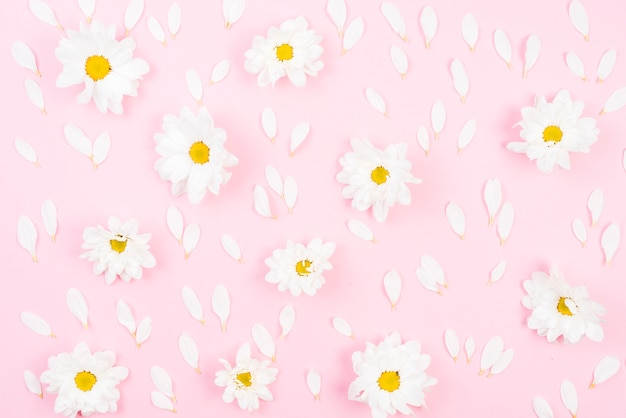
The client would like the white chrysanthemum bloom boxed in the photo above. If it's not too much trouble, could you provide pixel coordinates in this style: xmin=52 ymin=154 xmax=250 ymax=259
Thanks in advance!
xmin=154 ymin=106 xmax=238 ymax=204
xmin=80 ymin=216 xmax=156 ymax=284
xmin=507 ymin=89 xmax=599 ymax=173
xmin=215 ymin=343 xmax=278 ymax=412
xmin=40 ymin=342 xmax=129 ymax=418
xmin=55 ymin=21 xmax=149 ymax=114
xmin=244 ymin=16 xmax=323 ymax=87
xmin=349 ymin=332 xmax=437 ymax=418
xmin=522 ymin=266 xmax=606 ymax=344
xmin=265 ymin=238 xmax=336 ymax=297
xmin=337 ymin=138 xmax=422 ymax=222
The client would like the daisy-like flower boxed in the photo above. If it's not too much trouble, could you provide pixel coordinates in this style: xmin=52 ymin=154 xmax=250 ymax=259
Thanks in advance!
xmin=244 ymin=16 xmax=323 ymax=87
xmin=154 ymin=106 xmax=238 ymax=204
xmin=337 ymin=138 xmax=422 ymax=222
xmin=522 ymin=266 xmax=606 ymax=344
xmin=215 ymin=343 xmax=278 ymax=412
xmin=348 ymin=332 xmax=437 ymax=418
xmin=55 ymin=21 xmax=149 ymax=114
xmin=265 ymin=238 xmax=336 ymax=297
xmin=80 ymin=216 xmax=156 ymax=284
xmin=40 ymin=342 xmax=129 ymax=418
xmin=507 ymin=89 xmax=599 ymax=173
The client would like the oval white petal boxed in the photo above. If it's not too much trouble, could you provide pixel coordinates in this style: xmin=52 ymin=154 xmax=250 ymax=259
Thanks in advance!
xmin=124 ymin=0 xmax=144 ymax=34
xmin=464 ymin=336 xmax=475 ymax=364
xmin=445 ymin=201 xmax=466 ymax=240
xmin=484 ymin=178 xmax=502 ymax=225
xmin=223 ymin=0 xmax=245 ymax=28
xmin=252 ymin=323 xmax=276 ymax=361
xmin=279 ymin=305 xmax=296 ymax=338
xmin=29 ymin=0 xmax=61 ymax=28
xmin=342 ymin=17 xmax=364 ymax=54
xmin=451 ymin=59 xmax=469 ymax=103
xmin=587 ymin=188 xmax=604 ymax=226
xmin=182 ymin=223 xmax=200 ymax=259
xmin=488 ymin=260 xmax=507 ymax=285
xmin=15 ymin=138 xmax=39 ymax=166
xmin=11 ymin=41 xmax=39 ymax=76
xmin=284 ymin=176 xmax=298 ymax=214
xmin=261 ymin=108 xmax=277 ymax=142
xmin=365 ymin=87 xmax=387 ymax=117
xmin=92 ymin=131 xmax=110 ymax=167
xmin=416 ymin=126 xmax=430 ymax=155
xmin=331 ymin=317 xmax=353 ymax=338
xmin=493 ymin=29 xmax=512 ymax=68
xmin=151 ymin=390 xmax=175 ymax=412
xmin=572 ymin=218 xmax=587 ymax=247
xmin=444 ymin=329 xmax=460 ymax=361
xmin=24 ymin=370 xmax=42 ymax=397
xmin=135 ymin=316 xmax=152 ymax=347
xmin=64 ymin=124 xmax=92 ymax=158
xmin=211 ymin=284 xmax=230 ymax=332
xmin=253 ymin=185 xmax=273 ymax=218
xmin=166 ymin=205 xmax=184 ymax=243
xmin=389 ymin=45 xmax=408 ymax=79
xmin=77 ymin=0 xmax=95 ymax=22
xmin=289 ymin=122 xmax=310 ymax=156
xmin=480 ymin=336 xmax=504 ymax=374
xmin=181 ymin=286 xmax=205 ymax=325
xmin=20 ymin=312 xmax=53 ymax=337
xmin=326 ymin=0 xmax=346 ymax=36
xmin=306 ymin=370 xmax=322 ymax=400
xmin=560 ymin=379 xmax=578 ymax=417
xmin=66 ymin=288 xmax=88 ymax=328
xmin=24 ymin=79 xmax=45 ymax=114
xmin=421 ymin=255 xmax=446 ymax=286
xmin=415 ymin=267 xmax=440 ymax=294
xmin=523 ymin=34 xmax=541 ymax=78
xmin=265 ymin=165 xmax=283 ymax=198
xmin=457 ymin=118 xmax=476 ymax=153
xmin=381 ymin=2 xmax=407 ymax=41
xmin=147 ymin=17 xmax=167 ymax=46
xmin=601 ymin=86 xmax=626 ymax=114
xmin=597 ymin=49 xmax=617 ymax=82
xmin=569 ymin=0 xmax=589 ymax=41
xmin=532 ymin=396 xmax=554 ymax=418
xmin=461 ymin=13 xmax=478 ymax=51
xmin=489 ymin=348 xmax=514 ymax=376
xmin=17 ymin=215 xmax=38 ymax=262
xmin=431 ymin=100 xmax=446 ymax=138
xmin=151 ymin=366 xmax=175 ymax=402
xmin=497 ymin=201 xmax=515 ymax=246
xmin=220 ymin=233 xmax=242 ymax=263
xmin=116 ymin=300 xmax=136 ymax=335
xmin=591 ymin=356 xmax=620 ymax=387
xmin=40 ymin=200 xmax=57 ymax=242
xmin=419 ymin=5 xmax=437 ymax=48
xmin=566 ymin=52 xmax=586 ymax=80
xmin=186 ymin=69 xmax=203 ymax=104
xmin=167 ymin=2 xmax=181 ymax=39
xmin=383 ymin=269 xmax=401 ymax=310
xmin=601 ymin=223 xmax=620 ymax=266
xmin=347 ymin=219 xmax=375 ymax=242
xmin=210 ymin=59 xmax=230 ymax=84
xmin=178 ymin=333 xmax=200 ymax=373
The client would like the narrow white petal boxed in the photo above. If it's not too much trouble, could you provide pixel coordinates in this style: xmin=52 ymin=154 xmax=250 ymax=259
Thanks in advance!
xmin=572 ymin=218 xmax=587 ymax=247
xmin=457 ymin=118 xmax=476 ymax=153
xmin=569 ymin=0 xmax=589 ymax=41
xmin=421 ymin=255 xmax=446 ymax=286
xmin=416 ymin=126 xmax=430 ymax=155
xmin=135 ymin=316 xmax=152 ymax=347
xmin=289 ymin=122 xmax=310 ymax=156
xmin=284 ymin=176 xmax=298 ymax=214
xmin=488 ymin=260 xmax=507 ymax=285
xmin=444 ymin=329 xmax=460 ymax=362
xmin=40 ymin=200 xmax=57 ymax=242
xmin=461 ymin=13 xmax=479 ymax=51
xmin=430 ymin=100 xmax=446 ymax=139
xmin=210 ymin=59 xmax=230 ymax=84
xmin=494 ymin=29 xmax=512 ymax=68
xmin=523 ymin=34 xmax=541 ymax=78
xmin=166 ymin=205 xmax=184 ymax=243
xmin=186 ymin=69 xmax=203 ymax=104
xmin=92 ymin=131 xmax=110 ymax=168
xmin=252 ymin=323 xmax=276 ymax=361
xmin=253 ymin=185 xmax=273 ymax=218
xmin=365 ymin=87 xmax=388 ymax=117
xmin=601 ymin=86 xmax=626 ymax=115
xmin=341 ymin=17 xmax=364 ymax=54
xmin=23 ymin=370 xmax=42 ymax=397
xmin=278 ymin=305 xmax=295 ymax=338
xmin=29 ymin=0 xmax=62 ymax=29
xmin=17 ymin=215 xmax=38 ymax=262
xmin=445 ymin=201 xmax=466 ymax=240
xmin=182 ymin=223 xmax=200 ymax=259
xmin=124 ymin=0 xmax=144 ymax=35
xmin=479 ymin=336 xmax=504 ymax=375
xmin=532 ymin=396 xmax=554 ymax=418
xmin=63 ymin=124 xmax=92 ymax=158
xmin=181 ymin=286 xmax=205 ymax=325
xmin=566 ymin=52 xmax=587 ymax=80
xmin=591 ymin=356 xmax=620 ymax=387
xmin=116 ymin=300 xmax=136 ymax=335
xmin=347 ymin=219 xmax=375 ymax=242
xmin=66 ymin=288 xmax=88 ymax=328
xmin=419 ymin=5 xmax=437 ymax=48
xmin=587 ymin=189 xmax=604 ymax=226
xmin=331 ymin=317 xmax=354 ymax=338
xmin=223 ymin=0 xmax=245 ymax=28
xmin=560 ymin=379 xmax=578 ymax=417
xmin=464 ymin=336 xmax=475 ymax=364
xmin=601 ymin=223 xmax=620 ymax=266
xmin=178 ymin=333 xmax=200 ymax=373
xmin=20 ymin=312 xmax=54 ymax=337
xmin=451 ymin=59 xmax=469 ymax=103
xmin=326 ymin=0 xmax=346 ymax=36
xmin=381 ymin=2 xmax=407 ymax=41
xmin=11 ymin=41 xmax=40 ymax=76
xmin=383 ymin=269 xmax=401 ymax=310
xmin=15 ymin=138 xmax=39 ymax=167
xmin=484 ymin=178 xmax=502 ymax=225
xmin=597 ymin=49 xmax=617 ymax=82
xmin=265 ymin=165 xmax=283 ymax=198
xmin=220 ymin=233 xmax=242 ymax=263
xmin=151 ymin=391 xmax=176 ymax=412
xmin=306 ymin=370 xmax=322 ymax=400
xmin=488 ymin=348 xmax=514 ymax=376
xmin=77 ymin=0 xmax=95 ymax=22
xmin=167 ymin=2 xmax=181 ymax=39
xmin=497 ymin=201 xmax=515 ymax=246
xmin=24 ymin=79 xmax=45 ymax=114
xmin=415 ymin=267 xmax=440 ymax=294
xmin=147 ymin=17 xmax=167 ymax=46
xmin=389 ymin=45 xmax=408 ymax=79
xmin=150 ymin=366 xmax=175 ymax=402
xmin=211 ymin=284 xmax=230 ymax=332
xmin=261 ymin=108 xmax=277 ymax=143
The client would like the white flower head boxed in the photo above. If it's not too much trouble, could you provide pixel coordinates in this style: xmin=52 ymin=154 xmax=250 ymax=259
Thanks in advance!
xmin=55 ymin=21 xmax=149 ymax=114
xmin=40 ymin=342 xmax=129 ymax=418
xmin=337 ymin=138 xmax=422 ymax=222
xmin=215 ymin=343 xmax=278 ymax=412
xmin=522 ymin=266 xmax=606 ymax=344
xmin=265 ymin=238 xmax=336 ymax=297
xmin=349 ymin=332 xmax=437 ymax=418
xmin=507 ymin=89 xmax=599 ymax=173
xmin=80 ymin=216 xmax=156 ymax=284
xmin=154 ymin=106 xmax=238 ymax=204
xmin=244 ymin=16 xmax=324 ymax=87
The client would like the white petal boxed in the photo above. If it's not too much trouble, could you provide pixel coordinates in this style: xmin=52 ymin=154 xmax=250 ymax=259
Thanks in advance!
xmin=252 ymin=323 xmax=276 ymax=361
xmin=17 ymin=215 xmax=38 ymax=262
xmin=284 ymin=176 xmax=298 ymax=214
xmin=572 ymin=218 xmax=587 ymax=247
xmin=77 ymin=0 xmax=95 ymax=22
xmin=488 ymin=260 xmax=507 ymax=285
xmin=597 ymin=49 xmax=617 ymax=82
xmin=167 ymin=2 xmax=181 ymax=39
xmin=29 ymin=0 xmax=62 ymax=29
xmin=532 ymin=396 xmax=554 ymax=418
xmin=265 ymin=165 xmax=283 ymax=198
xmin=11 ymin=41 xmax=40 ymax=76
xmin=430 ymin=100 xmax=446 ymax=139
xmin=124 ymin=0 xmax=144 ymax=35
xmin=591 ymin=356 xmax=621 ymax=387
xmin=523 ymin=34 xmax=541 ymax=78
xmin=457 ymin=117 xmax=476 ymax=154
xmin=347 ymin=219 xmax=375 ymax=242
xmin=261 ymin=108 xmax=277 ymax=143
xmin=182 ymin=223 xmax=200 ymax=259
xmin=488 ymin=348 xmax=514 ymax=376
xmin=181 ymin=286 xmax=205 ymax=325
xmin=327 ymin=0 xmax=346 ymax=36
xmin=419 ymin=5 xmax=437 ymax=48
xmin=222 ymin=0 xmax=245 ymax=28
xmin=601 ymin=86 xmax=626 ymax=115
xmin=306 ymin=370 xmax=322 ymax=400
xmin=479 ymin=336 xmax=504 ymax=375
xmin=461 ymin=13 xmax=479 ymax=51
xmin=166 ymin=205 xmax=184 ymax=243
xmin=135 ymin=316 xmax=152 ymax=347
xmin=464 ymin=336 xmax=475 ymax=364
xmin=497 ymin=201 xmax=514 ymax=246
xmin=279 ymin=305 xmax=295 ymax=339
xmin=24 ymin=79 xmax=45 ymax=114
xmin=220 ymin=233 xmax=242 ymax=263
xmin=64 ymin=124 xmax=92 ymax=158
xmin=383 ymin=269 xmax=402 ymax=310
xmin=178 ymin=333 xmax=200 ymax=373
xmin=601 ymin=223 xmax=620 ymax=266
xmin=211 ymin=284 xmax=230 ymax=332
xmin=566 ymin=52 xmax=587 ymax=80
xmin=484 ymin=178 xmax=502 ymax=225
xmin=493 ymin=29 xmax=512 ymax=68
xmin=415 ymin=267 xmax=440 ymax=294
xmin=421 ymin=255 xmax=446 ymax=286
xmin=331 ymin=317 xmax=353 ymax=338
xmin=23 ymin=370 xmax=42 ymax=397
xmin=381 ymin=2 xmax=407 ymax=41
xmin=92 ymin=131 xmax=110 ymax=168
xmin=66 ymin=288 xmax=88 ymax=328
xmin=445 ymin=201 xmax=466 ymax=240
xmin=560 ymin=379 xmax=578 ymax=417
xmin=587 ymin=189 xmax=604 ymax=226
xmin=210 ymin=59 xmax=230 ymax=84
xmin=365 ymin=87 xmax=388 ymax=117
xmin=186 ymin=69 xmax=203 ymax=104
xmin=116 ymin=300 xmax=136 ymax=335
xmin=147 ymin=17 xmax=167 ymax=46
xmin=15 ymin=138 xmax=39 ymax=167
xmin=569 ymin=0 xmax=589 ymax=41
xmin=253 ymin=185 xmax=273 ymax=218
xmin=150 ymin=366 xmax=175 ymax=402
xmin=416 ymin=126 xmax=430 ymax=155
xmin=444 ymin=329 xmax=460 ymax=362
xmin=40 ymin=200 xmax=57 ymax=242
xmin=151 ymin=390 xmax=176 ymax=412
xmin=451 ymin=59 xmax=469 ymax=103
xmin=20 ymin=312 xmax=54 ymax=337
xmin=389 ymin=45 xmax=408 ymax=79
xmin=342 ymin=17 xmax=364 ymax=54
xmin=289 ymin=122 xmax=310 ymax=156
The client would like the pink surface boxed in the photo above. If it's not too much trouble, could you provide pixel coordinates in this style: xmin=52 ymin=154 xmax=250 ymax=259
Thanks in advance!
xmin=2 ymin=0 xmax=626 ymax=416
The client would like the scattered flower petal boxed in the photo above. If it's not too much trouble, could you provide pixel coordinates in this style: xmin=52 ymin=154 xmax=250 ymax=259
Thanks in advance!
xmin=181 ymin=286 xmax=205 ymax=325
xmin=566 ymin=52 xmax=587 ymax=80
xmin=135 ymin=316 xmax=152 ymax=348
xmin=601 ymin=223 xmax=620 ymax=266
xmin=150 ymin=366 xmax=176 ymax=403
xmin=431 ymin=100 xmax=446 ymax=139
xmin=383 ymin=269 xmax=401 ymax=310
xmin=331 ymin=316 xmax=353 ymax=338
xmin=166 ymin=205 xmax=184 ymax=244
xmin=222 ymin=0 xmax=245 ymax=29
xmin=182 ymin=223 xmax=200 ymax=259
xmin=389 ymin=45 xmax=408 ymax=79
xmin=488 ymin=260 xmax=507 ymax=285
xmin=326 ymin=0 xmax=347 ymax=36
xmin=306 ymin=370 xmax=322 ymax=400
xmin=569 ymin=0 xmax=589 ymax=41
xmin=532 ymin=396 xmax=554 ymax=418
xmin=24 ymin=370 xmax=42 ymax=398
xmin=289 ymin=122 xmax=310 ymax=156
xmin=151 ymin=391 xmax=176 ymax=412
xmin=279 ymin=305 xmax=295 ymax=338
xmin=445 ymin=201 xmax=466 ymax=240
xmin=341 ymin=17 xmax=364 ymax=54
xmin=419 ymin=5 xmax=437 ymax=48
xmin=444 ymin=329 xmax=460 ymax=362
xmin=11 ymin=41 xmax=40 ymax=76
xmin=20 ymin=312 xmax=54 ymax=337
xmin=29 ymin=0 xmax=62 ymax=29
xmin=597 ymin=49 xmax=616 ymax=82
xmin=600 ymin=86 xmax=626 ymax=115
xmin=587 ymin=189 xmax=604 ymax=226
xmin=484 ymin=178 xmax=502 ymax=226
xmin=591 ymin=356 xmax=620 ymax=388
xmin=416 ymin=126 xmax=430 ymax=156
xmin=186 ymin=69 xmax=203 ymax=104
xmin=572 ymin=218 xmax=587 ymax=247
xmin=451 ymin=59 xmax=469 ymax=103
xmin=497 ymin=201 xmax=514 ymax=246
xmin=523 ymin=34 xmax=541 ymax=78
xmin=221 ymin=233 xmax=243 ymax=263
xmin=347 ymin=219 xmax=375 ymax=242
xmin=168 ymin=2 xmax=181 ymax=39
xmin=479 ymin=336 xmax=504 ymax=375
xmin=488 ymin=348 xmax=514 ymax=377
xmin=461 ymin=13 xmax=478 ymax=51
xmin=66 ymin=288 xmax=89 ymax=328
xmin=64 ymin=124 xmax=92 ymax=159
xmin=464 ymin=336 xmax=475 ymax=364
xmin=92 ymin=131 xmax=110 ymax=169
xmin=284 ymin=176 xmax=298 ymax=214
xmin=560 ymin=379 xmax=578 ymax=417
xmin=365 ymin=87 xmax=388 ymax=117
xmin=24 ymin=79 xmax=45 ymax=114
xmin=77 ymin=0 xmax=96 ymax=23
xmin=15 ymin=138 xmax=40 ymax=167
xmin=457 ymin=118 xmax=476 ymax=154
xmin=493 ymin=29 xmax=512 ymax=68
xmin=116 ymin=300 xmax=136 ymax=335
xmin=147 ymin=17 xmax=167 ymax=46
xmin=41 ymin=200 xmax=57 ymax=242
xmin=253 ymin=185 xmax=274 ymax=219
xmin=212 ymin=284 xmax=230 ymax=332
xmin=210 ymin=59 xmax=230 ymax=84
xmin=178 ymin=333 xmax=200 ymax=373
xmin=124 ymin=0 xmax=144 ymax=35
xmin=252 ymin=323 xmax=276 ymax=361
xmin=261 ymin=108 xmax=277 ymax=143
xmin=17 ymin=215 xmax=38 ymax=262
xmin=381 ymin=2 xmax=408 ymax=41
xmin=265 ymin=165 xmax=283 ymax=198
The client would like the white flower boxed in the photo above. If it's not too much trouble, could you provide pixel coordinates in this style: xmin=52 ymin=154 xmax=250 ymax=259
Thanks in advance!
xmin=55 ymin=21 xmax=149 ymax=114
xmin=215 ymin=343 xmax=278 ymax=412
xmin=348 ymin=332 xmax=437 ymax=418
xmin=244 ymin=16 xmax=323 ymax=87
xmin=154 ymin=106 xmax=238 ymax=204
xmin=522 ymin=266 xmax=606 ymax=344
xmin=40 ymin=342 xmax=129 ymax=418
xmin=265 ymin=238 xmax=336 ymax=297
xmin=507 ymin=89 xmax=599 ymax=173
xmin=337 ymin=138 xmax=422 ymax=222
xmin=80 ymin=216 xmax=156 ymax=284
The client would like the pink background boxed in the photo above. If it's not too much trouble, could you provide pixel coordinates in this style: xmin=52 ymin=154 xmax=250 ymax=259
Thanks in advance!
xmin=2 ymin=0 xmax=626 ymax=416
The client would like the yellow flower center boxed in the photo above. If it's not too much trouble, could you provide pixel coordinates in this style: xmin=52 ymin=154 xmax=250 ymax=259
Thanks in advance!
xmin=74 ymin=370 xmax=97 ymax=392
xmin=542 ymin=125 xmax=563 ymax=143
xmin=295 ymin=259 xmax=312 ymax=276
xmin=377 ymin=371 xmax=400 ymax=392
xmin=85 ymin=55 xmax=111 ymax=82
xmin=189 ymin=141 xmax=210 ymax=164
xmin=109 ymin=238 xmax=127 ymax=253
xmin=236 ymin=371 xmax=253 ymax=387
xmin=557 ymin=297 xmax=574 ymax=316
xmin=276 ymin=44 xmax=294 ymax=61
xmin=371 ymin=166 xmax=390 ymax=185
